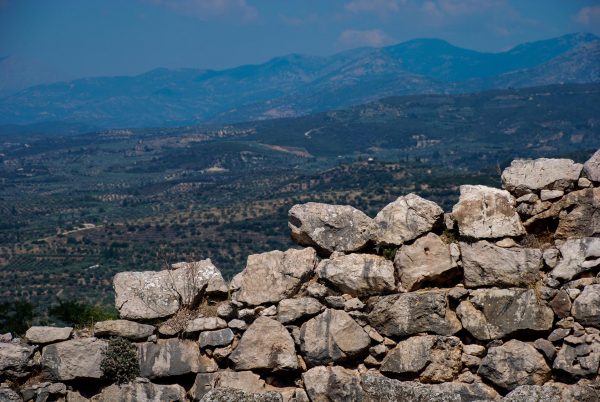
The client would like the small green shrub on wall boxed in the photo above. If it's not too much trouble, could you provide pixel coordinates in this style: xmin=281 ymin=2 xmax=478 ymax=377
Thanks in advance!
xmin=101 ymin=337 xmax=140 ymax=384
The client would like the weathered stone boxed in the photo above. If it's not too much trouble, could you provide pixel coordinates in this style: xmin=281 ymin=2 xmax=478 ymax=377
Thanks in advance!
xmin=41 ymin=338 xmax=107 ymax=381
xmin=478 ymin=340 xmax=551 ymax=391
xmin=456 ymin=288 xmax=553 ymax=340
xmin=90 ymin=379 xmax=186 ymax=402
xmin=553 ymin=341 xmax=600 ymax=378
xmin=525 ymin=188 xmax=600 ymax=239
xmin=540 ymin=189 xmax=564 ymax=201
xmin=300 ymin=309 xmax=370 ymax=367
xmin=504 ymin=384 xmax=600 ymax=402
xmin=228 ymin=319 xmax=247 ymax=331
xmin=548 ymin=328 xmax=571 ymax=342
xmin=572 ymin=284 xmax=600 ymax=328
xmin=344 ymin=297 xmax=365 ymax=311
xmin=137 ymin=338 xmax=201 ymax=378
xmin=185 ymin=317 xmax=227 ymax=333
xmin=373 ymin=193 xmax=443 ymax=246
xmin=200 ymin=388 xmax=282 ymax=402
xmin=230 ymin=248 xmax=317 ymax=306
xmin=229 ymin=316 xmax=297 ymax=371
xmin=305 ymin=282 xmax=330 ymax=299
xmin=543 ymin=248 xmax=560 ymax=268
xmin=216 ymin=302 xmax=235 ymax=320
xmin=381 ymin=335 xmax=462 ymax=383
xmin=502 ymin=158 xmax=583 ymax=196
xmin=302 ymin=366 xmax=364 ymax=402
xmin=368 ymin=290 xmax=462 ymax=338
xmin=533 ymin=338 xmax=556 ymax=361
xmin=25 ymin=326 xmax=72 ymax=344
xmin=189 ymin=371 xmax=269 ymax=401
xmin=277 ymin=297 xmax=323 ymax=324
xmin=0 ymin=387 xmax=21 ymax=402
xmin=0 ymin=342 xmax=35 ymax=379
xmin=452 ymin=185 xmax=525 ymax=239
xmin=460 ymin=241 xmax=541 ymax=288
xmin=550 ymin=238 xmax=600 ymax=281
xmin=288 ymin=203 xmax=375 ymax=254
xmin=317 ymin=253 xmax=395 ymax=297
xmin=549 ymin=290 xmax=572 ymax=319
xmin=199 ymin=328 xmax=234 ymax=348
xmin=114 ymin=259 xmax=223 ymax=319
xmin=360 ymin=374 xmax=500 ymax=402
xmin=584 ymin=149 xmax=600 ymax=182
xmin=579 ymin=177 xmax=593 ymax=188
xmin=463 ymin=344 xmax=486 ymax=357
xmin=394 ymin=233 xmax=458 ymax=291
xmin=93 ymin=320 xmax=154 ymax=340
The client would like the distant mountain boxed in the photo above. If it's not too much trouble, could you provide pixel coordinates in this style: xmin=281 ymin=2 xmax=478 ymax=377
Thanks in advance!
xmin=0 ymin=55 xmax=69 ymax=97
xmin=0 ymin=33 xmax=598 ymax=130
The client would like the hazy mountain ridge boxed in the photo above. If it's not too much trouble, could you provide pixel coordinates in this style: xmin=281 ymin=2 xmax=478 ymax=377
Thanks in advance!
xmin=0 ymin=33 xmax=598 ymax=129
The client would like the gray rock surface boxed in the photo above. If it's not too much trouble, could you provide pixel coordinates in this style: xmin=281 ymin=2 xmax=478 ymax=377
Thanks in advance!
xmin=137 ymin=338 xmax=201 ymax=378
xmin=317 ymin=253 xmax=396 ymax=296
xmin=478 ymin=340 xmax=551 ymax=391
xmin=0 ymin=342 xmax=36 ymax=379
xmin=288 ymin=203 xmax=375 ymax=254
xmin=199 ymin=328 xmax=234 ymax=348
xmin=94 ymin=320 xmax=154 ymax=340
xmin=504 ymin=384 xmax=600 ymax=402
xmin=373 ymin=193 xmax=443 ymax=245
xmin=394 ymin=233 xmax=458 ymax=291
xmin=583 ymin=149 xmax=600 ymax=182
xmin=199 ymin=388 xmax=282 ymax=402
xmin=229 ymin=317 xmax=298 ymax=371
xmin=553 ymin=341 xmax=600 ymax=378
xmin=0 ymin=388 xmax=21 ymax=402
xmin=114 ymin=259 xmax=223 ymax=319
xmin=25 ymin=326 xmax=72 ymax=344
xmin=502 ymin=158 xmax=583 ymax=195
xmin=185 ymin=317 xmax=227 ymax=333
xmin=277 ymin=297 xmax=323 ymax=324
xmin=368 ymin=290 xmax=462 ymax=337
xmin=230 ymin=248 xmax=317 ymax=306
xmin=457 ymin=288 xmax=553 ymax=340
xmin=571 ymin=284 xmax=600 ymax=328
xmin=41 ymin=338 xmax=107 ymax=381
xmin=190 ymin=371 xmax=268 ymax=401
xmin=90 ymin=379 xmax=187 ymax=402
xmin=300 ymin=308 xmax=370 ymax=366
xmin=460 ymin=241 xmax=541 ymax=287
xmin=452 ymin=185 xmax=525 ymax=239
xmin=302 ymin=366 xmax=364 ymax=402
xmin=360 ymin=374 xmax=500 ymax=401
xmin=550 ymin=238 xmax=600 ymax=282
xmin=381 ymin=335 xmax=462 ymax=383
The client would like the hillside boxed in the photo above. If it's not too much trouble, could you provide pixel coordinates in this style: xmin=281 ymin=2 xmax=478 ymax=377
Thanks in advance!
xmin=0 ymin=33 xmax=598 ymax=129
xmin=0 ymin=83 xmax=599 ymax=308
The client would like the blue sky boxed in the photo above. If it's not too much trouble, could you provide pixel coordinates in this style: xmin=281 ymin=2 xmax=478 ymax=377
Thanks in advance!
xmin=1 ymin=0 xmax=600 ymax=78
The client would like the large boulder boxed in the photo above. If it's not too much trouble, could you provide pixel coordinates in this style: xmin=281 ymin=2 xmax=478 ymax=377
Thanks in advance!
xmin=113 ymin=259 xmax=223 ymax=320
xmin=360 ymin=374 xmax=500 ymax=401
xmin=478 ymin=340 xmax=551 ymax=391
xmin=0 ymin=342 xmax=36 ymax=379
xmin=553 ymin=341 xmax=600 ymax=379
xmin=41 ymin=338 xmax=107 ymax=381
xmin=583 ymin=149 xmax=600 ymax=182
xmin=277 ymin=297 xmax=323 ymax=324
xmin=230 ymin=248 xmax=317 ymax=306
xmin=550 ymin=238 xmax=600 ymax=281
xmin=368 ymin=290 xmax=462 ymax=338
xmin=300 ymin=309 xmax=371 ymax=366
xmin=373 ymin=193 xmax=443 ymax=246
xmin=25 ymin=326 xmax=72 ymax=344
xmin=380 ymin=335 xmax=462 ymax=383
xmin=501 ymin=158 xmax=583 ymax=196
xmin=504 ymin=384 xmax=600 ymax=402
xmin=288 ymin=203 xmax=375 ymax=254
xmin=90 ymin=379 xmax=186 ymax=402
xmin=229 ymin=316 xmax=298 ymax=371
xmin=451 ymin=185 xmax=525 ymax=239
xmin=571 ymin=284 xmax=600 ymax=328
xmin=460 ymin=241 xmax=541 ymax=287
xmin=456 ymin=288 xmax=553 ymax=340
xmin=137 ymin=338 xmax=202 ymax=379
xmin=302 ymin=366 xmax=364 ymax=402
xmin=394 ymin=233 xmax=458 ymax=291
xmin=316 ymin=253 xmax=395 ymax=297
xmin=94 ymin=320 xmax=154 ymax=340
xmin=524 ymin=188 xmax=600 ymax=239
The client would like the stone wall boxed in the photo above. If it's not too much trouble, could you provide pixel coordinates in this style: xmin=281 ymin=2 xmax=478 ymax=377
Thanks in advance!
xmin=2 ymin=150 xmax=600 ymax=402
